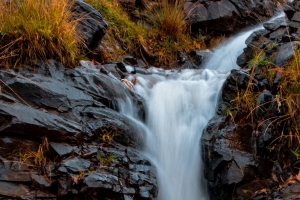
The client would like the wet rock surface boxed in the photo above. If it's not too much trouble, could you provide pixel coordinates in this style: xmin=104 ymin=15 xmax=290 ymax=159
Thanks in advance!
xmin=203 ymin=2 xmax=300 ymax=199
xmin=72 ymin=0 xmax=108 ymax=50
xmin=237 ymin=1 xmax=300 ymax=69
xmin=0 ymin=60 xmax=157 ymax=199
xmin=184 ymin=0 xmax=276 ymax=34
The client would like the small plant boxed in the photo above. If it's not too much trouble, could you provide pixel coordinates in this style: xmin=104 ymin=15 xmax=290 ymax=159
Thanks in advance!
xmin=18 ymin=137 xmax=49 ymax=168
xmin=231 ymin=89 xmax=257 ymax=119
xmin=197 ymin=33 xmax=205 ymax=43
xmin=247 ymin=52 xmax=272 ymax=69
xmin=267 ymin=42 xmax=278 ymax=50
xmin=73 ymin=170 xmax=85 ymax=184
xmin=100 ymin=128 xmax=118 ymax=142
xmin=290 ymin=148 xmax=300 ymax=165
xmin=96 ymin=153 xmax=116 ymax=166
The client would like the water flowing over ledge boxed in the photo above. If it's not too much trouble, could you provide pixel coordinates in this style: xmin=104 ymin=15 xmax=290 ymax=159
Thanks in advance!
xmin=118 ymin=11 xmax=286 ymax=200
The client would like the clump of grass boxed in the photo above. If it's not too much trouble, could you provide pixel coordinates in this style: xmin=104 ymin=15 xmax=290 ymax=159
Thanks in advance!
xmin=0 ymin=0 xmax=82 ymax=67
xmin=86 ymin=0 xmax=203 ymax=68
xmin=85 ymin=0 xmax=147 ymax=61
xmin=100 ymin=128 xmax=118 ymax=142
xmin=97 ymin=153 xmax=115 ymax=166
xmin=277 ymin=49 xmax=300 ymax=145
xmin=231 ymin=89 xmax=258 ymax=117
xmin=247 ymin=52 xmax=272 ymax=69
xmin=149 ymin=0 xmax=186 ymax=40
xmin=18 ymin=137 xmax=49 ymax=168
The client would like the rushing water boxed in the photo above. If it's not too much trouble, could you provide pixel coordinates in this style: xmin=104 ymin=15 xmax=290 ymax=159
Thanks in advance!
xmin=120 ymin=12 xmax=285 ymax=200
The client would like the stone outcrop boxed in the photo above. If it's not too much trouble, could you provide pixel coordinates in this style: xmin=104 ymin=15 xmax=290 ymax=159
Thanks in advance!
xmin=237 ymin=1 xmax=300 ymax=69
xmin=72 ymin=0 xmax=108 ymax=50
xmin=184 ymin=0 xmax=277 ymax=34
xmin=202 ymin=1 xmax=300 ymax=199
xmin=0 ymin=60 xmax=157 ymax=199
xmin=202 ymin=70 xmax=279 ymax=199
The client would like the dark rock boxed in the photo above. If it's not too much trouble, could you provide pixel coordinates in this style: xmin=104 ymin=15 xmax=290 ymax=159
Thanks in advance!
xmin=284 ymin=5 xmax=296 ymax=20
xmin=72 ymin=0 xmax=108 ymax=50
xmin=275 ymin=42 xmax=300 ymax=66
xmin=81 ymin=144 xmax=98 ymax=158
xmin=81 ymin=172 xmax=118 ymax=191
xmin=202 ymin=115 xmax=275 ymax=199
xmin=292 ymin=11 xmax=300 ymax=23
xmin=0 ymin=62 xmax=157 ymax=199
xmin=31 ymin=174 xmax=52 ymax=188
xmin=124 ymin=195 xmax=134 ymax=200
xmin=50 ymin=142 xmax=75 ymax=159
xmin=221 ymin=69 xmax=258 ymax=104
xmin=27 ymin=59 xmax=65 ymax=80
xmin=0 ymin=100 xmax=90 ymax=143
xmin=1 ymin=71 xmax=95 ymax=111
xmin=62 ymin=157 xmax=91 ymax=173
xmin=123 ymin=56 xmax=139 ymax=67
xmin=0 ymin=181 xmax=55 ymax=199
xmin=185 ymin=0 xmax=276 ymax=33
xmin=289 ymin=21 xmax=300 ymax=33
xmin=263 ymin=17 xmax=288 ymax=31
xmin=280 ymin=182 xmax=300 ymax=199
xmin=129 ymin=164 xmax=150 ymax=175
xmin=236 ymin=51 xmax=248 ymax=68
xmin=255 ymin=90 xmax=273 ymax=120
xmin=0 ymin=160 xmax=31 ymax=182
xmin=103 ymin=63 xmax=122 ymax=80
xmin=269 ymin=28 xmax=287 ymax=40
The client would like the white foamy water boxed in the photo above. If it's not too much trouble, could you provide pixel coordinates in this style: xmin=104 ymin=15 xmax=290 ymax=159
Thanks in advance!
xmin=133 ymin=69 xmax=228 ymax=200
xmin=119 ymin=11 xmax=285 ymax=200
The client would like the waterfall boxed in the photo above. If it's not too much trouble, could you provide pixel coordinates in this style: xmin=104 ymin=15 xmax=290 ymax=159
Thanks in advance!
xmin=135 ymin=70 xmax=228 ymax=200
xmin=119 ymin=11 xmax=285 ymax=200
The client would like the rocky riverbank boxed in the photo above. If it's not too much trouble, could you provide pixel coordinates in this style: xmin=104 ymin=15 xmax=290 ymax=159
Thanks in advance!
xmin=0 ymin=60 xmax=158 ymax=199
xmin=1 ymin=0 xmax=299 ymax=199
xmin=202 ymin=1 xmax=300 ymax=199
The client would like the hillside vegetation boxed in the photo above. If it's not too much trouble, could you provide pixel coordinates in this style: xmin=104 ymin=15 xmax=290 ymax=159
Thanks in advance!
xmin=0 ymin=0 xmax=82 ymax=67
xmin=85 ymin=0 xmax=216 ymax=68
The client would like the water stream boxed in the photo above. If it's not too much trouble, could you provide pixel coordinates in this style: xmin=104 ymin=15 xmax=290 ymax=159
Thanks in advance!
xmin=120 ymin=12 xmax=284 ymax=200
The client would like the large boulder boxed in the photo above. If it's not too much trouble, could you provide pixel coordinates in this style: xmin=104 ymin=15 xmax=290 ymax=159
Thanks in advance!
xmin=0 ymin=60 xmax=157 ymax=199
xmin=72 ymin=0 xmax=108 ymax=50
xmin=202 ymin=70 xmax=285 ymax=199
xmin=184 ymin=0 xmax=277 ymax=34
xmin=237 ymin=2 xmax=300 ymax=69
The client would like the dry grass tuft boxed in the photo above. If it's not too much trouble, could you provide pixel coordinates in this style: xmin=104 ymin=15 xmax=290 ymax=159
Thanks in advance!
xmin=149 ymin=0 xmax=186 ymax=40
xmin=18 ymin=137 xmax=49 ymax=168
xmin=277 ymin=49 xmax=300 ymax=145
xmin=0 ymin=0 xmax=82 ymax=67
xmin=86 ymin=0 xmax=204 ymax=67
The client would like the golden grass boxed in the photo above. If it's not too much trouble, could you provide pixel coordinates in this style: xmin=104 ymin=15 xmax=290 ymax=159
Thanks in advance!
xmin=277 ymin=49 xmax=300 ymax=145
xmin=149 ymin=0 xmax=186 ymax=40
xmin=86 ymin=0 xmax=203 ymax=67
xmin=85 ymin=0 xmax=147 ymax=61
xmin=18 ymin=137 xmax=49 ymax=168
xmin=0 ymin=0 xmax=82 ymax=67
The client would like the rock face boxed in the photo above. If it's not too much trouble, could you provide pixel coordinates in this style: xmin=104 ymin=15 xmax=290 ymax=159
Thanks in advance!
xmin=0 ymin=60 xmax=157 ymax=199
xmin=202 ymin=70 xmax=278 ymax=199
xmin=237 ymin=1 xmax=300 ymax=69
xmin=203 ymin=2 xmax=300 ymax=199
xmin=184 ymin=0 xmax=276 ymax=34
xmin=72 ymin=0 xmax=108 ymax=50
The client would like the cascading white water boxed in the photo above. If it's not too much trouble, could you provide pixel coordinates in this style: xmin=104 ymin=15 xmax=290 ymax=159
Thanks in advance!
xmin=136 ymin=70 xmax=228 ymax=200
xmin=120 ymin=12 xmax=285 ymax=200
